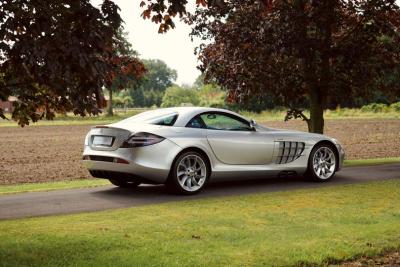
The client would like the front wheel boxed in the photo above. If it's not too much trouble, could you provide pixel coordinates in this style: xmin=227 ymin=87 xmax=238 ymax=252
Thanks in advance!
xmin=306 ymin=144 xmax=337 ymax=182
xmin=109 ymin=179 xmax=141 ymax=188
xmin=168 ymin=151 xmax=210 ymax=195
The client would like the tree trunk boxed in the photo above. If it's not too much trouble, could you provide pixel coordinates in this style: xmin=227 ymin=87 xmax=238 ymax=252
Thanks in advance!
xmin=303 ymin=0 xmax=334 ymax=134
xmin=308 ymin=89 xmax=324 ymax=134
xmin=107 ymin=88 xmax=113 ymax=116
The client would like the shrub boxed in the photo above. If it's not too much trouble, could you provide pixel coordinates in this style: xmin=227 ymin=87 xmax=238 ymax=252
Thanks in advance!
xmin=198 ymin=84 xmax=226 ymax=108
xmin=360 ymin=103 xmax=389 ymax=113
xmin=390 ymin=102 xmax=400 ymax=112
xmin=161 ymin=86 xmax=200 ymax=107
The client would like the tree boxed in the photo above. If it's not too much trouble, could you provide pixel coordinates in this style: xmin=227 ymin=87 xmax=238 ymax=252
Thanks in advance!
xmin=141 ymin=0 xmax=400 ymax=133
xmin=128 ymin=59 xmax=177 ymax=107
xmin=140 ymin=59 xmax=177 ymax=92
xmin=105 ymin=29 xmax=146 ymax=116
xmin=161 ymin=85 xmax=200 ymax=107
xmin=0 ymin=0 xmax=128 ymax=126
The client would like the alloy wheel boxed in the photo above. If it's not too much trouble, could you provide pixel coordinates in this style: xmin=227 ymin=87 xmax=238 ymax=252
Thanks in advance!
xmin=176 ymin=154 xmax=207 ymax=192
xmin=312 ymin=146 xmax=336 ymax=180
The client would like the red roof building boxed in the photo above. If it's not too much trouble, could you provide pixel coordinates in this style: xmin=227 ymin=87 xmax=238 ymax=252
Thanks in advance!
xmin=0 ymin=96 xmax=17 ymax=113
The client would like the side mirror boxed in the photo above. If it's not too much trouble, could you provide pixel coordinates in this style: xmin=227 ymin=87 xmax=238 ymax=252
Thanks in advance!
xmin=250 ymin=119 xmax=257 ymax=131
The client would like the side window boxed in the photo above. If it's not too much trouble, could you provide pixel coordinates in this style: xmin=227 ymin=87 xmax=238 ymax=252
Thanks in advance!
xmin=200 ymin=113 xmax=251 ymax=131
xmin=186 ymin=116 xmax=205 ymax=129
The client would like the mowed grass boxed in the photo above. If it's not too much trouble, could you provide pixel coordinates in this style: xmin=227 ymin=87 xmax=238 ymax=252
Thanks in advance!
xmin=344 ymin=157 xmax=400 ymax=167
xmin=0 ymin=179 xmax=109 ymax=195
xmin=0 ymin=180 xmax=399 ymax=267
xmin=0 ymin=158 xmax=399 ymax=195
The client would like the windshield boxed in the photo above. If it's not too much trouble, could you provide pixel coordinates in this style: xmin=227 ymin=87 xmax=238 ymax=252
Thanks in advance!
xmin=120 ymin=109 xmax=178 ymax=126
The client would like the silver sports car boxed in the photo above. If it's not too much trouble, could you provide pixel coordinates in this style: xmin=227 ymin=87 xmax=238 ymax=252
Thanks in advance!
xmin=83 ymin=107 xmax=345 ymax=194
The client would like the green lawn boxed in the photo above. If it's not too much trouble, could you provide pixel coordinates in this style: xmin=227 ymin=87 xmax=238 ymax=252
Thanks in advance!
xmin=0 ymin=180 xmax=399 ymax=267
xmin=0 ymin=179 xmax=109 ymax=195
xmin=344 ymin=157 xmax=400 ymax=167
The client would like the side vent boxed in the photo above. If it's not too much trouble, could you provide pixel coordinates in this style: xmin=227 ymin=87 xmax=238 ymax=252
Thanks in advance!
xmin=276 ymin=141 xmax=305 ymax=164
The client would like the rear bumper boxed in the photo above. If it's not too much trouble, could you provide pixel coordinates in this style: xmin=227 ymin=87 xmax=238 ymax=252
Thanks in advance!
xmin=82 ymin=139 xmax=181 ymax=184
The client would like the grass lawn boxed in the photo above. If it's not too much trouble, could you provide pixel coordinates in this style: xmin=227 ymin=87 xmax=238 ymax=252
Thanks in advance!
xmin=0 ymin=158 xmax=399 ymax=195
xmin=343 ymin=157 xmax=400 ymax=167
xmin=0 ymin=179 xmax=109 ymax=195
xmin=0 ymin=180 xmax=399 ymax=267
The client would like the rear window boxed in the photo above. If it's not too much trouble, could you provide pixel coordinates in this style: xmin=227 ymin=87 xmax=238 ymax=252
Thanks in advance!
xmin=148 ymin=113 xmax=178 ymax=126
xmin=120 ymin=110 xmax=178 ymax=126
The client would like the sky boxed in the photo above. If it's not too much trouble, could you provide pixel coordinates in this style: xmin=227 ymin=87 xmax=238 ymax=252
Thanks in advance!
xmin=92 ymin=0 xmax=201 ymax=86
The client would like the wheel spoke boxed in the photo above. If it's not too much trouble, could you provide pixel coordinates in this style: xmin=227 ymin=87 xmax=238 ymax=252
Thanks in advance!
xmin=193 ymin=157 xmax=200 ymax=170
xmin=191 ymin=177 xmax=199 ymax=186
xmin=180 ymin=175 xmax=188 ymax=184
xmin=186 ymin=158 xmax=191 ymax=168
xmin=325 ymin=166 xmax=331 ymax=174
xmin=178 ymin=162 xmax=186 ymax=169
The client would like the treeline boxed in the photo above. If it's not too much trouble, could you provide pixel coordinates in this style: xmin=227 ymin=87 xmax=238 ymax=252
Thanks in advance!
xmin=111 ymin=60 xmax=399 ymax=113
xmin=111 ymin=65 xmax=282 ymax=112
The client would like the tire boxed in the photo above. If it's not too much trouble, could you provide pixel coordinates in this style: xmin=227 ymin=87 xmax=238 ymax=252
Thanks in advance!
xmin=109 ymin=179 xmax=141 ymax=188
xmin=168 ymin=151 xmax=210 ymax=195
xmin=306 ymin=143 xmax=338 ymax=182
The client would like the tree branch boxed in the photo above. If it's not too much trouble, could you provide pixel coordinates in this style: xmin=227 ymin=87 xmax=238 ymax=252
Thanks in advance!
xmin=285 ymin=107 xmax=311 ymax=131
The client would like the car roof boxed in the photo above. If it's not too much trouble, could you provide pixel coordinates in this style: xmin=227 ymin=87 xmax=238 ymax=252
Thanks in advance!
xmin=128 ymin=107 xmax=250 ymax=127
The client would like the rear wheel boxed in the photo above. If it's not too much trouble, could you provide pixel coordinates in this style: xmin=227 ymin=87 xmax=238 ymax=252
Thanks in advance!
xmin=306 ymin=144 xmax=337 ymax=182
xmin=168 ymin=151 xmax=210 ymax=195
xmin=109 ymin=179 xmax=141 ymax=188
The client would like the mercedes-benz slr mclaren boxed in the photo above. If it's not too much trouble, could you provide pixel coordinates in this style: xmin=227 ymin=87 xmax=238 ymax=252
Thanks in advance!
xmin=82 ymin=107 xmax=345 ymax=194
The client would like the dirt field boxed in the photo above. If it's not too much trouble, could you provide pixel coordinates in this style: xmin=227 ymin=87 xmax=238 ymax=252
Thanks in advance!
xmin=0 ymin=119 xmax=399 ymax=185
xmin=335 ymin=251 xmax=400 ymax=267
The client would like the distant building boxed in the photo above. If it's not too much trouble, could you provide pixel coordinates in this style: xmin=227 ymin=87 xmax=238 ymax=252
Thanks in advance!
xmin=0 ymin=96 xmax=17 ymax=113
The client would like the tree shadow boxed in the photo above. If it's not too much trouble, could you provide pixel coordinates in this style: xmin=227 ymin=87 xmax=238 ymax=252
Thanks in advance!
xmin=91 ymin=174 xmax=339 ymax=203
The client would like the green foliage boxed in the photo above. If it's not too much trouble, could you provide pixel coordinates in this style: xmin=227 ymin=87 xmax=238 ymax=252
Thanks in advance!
xmin=139 ymin=59 xmax=177 ymax=92
xmin=390 ymin=102 xmax=400 ymax=112
xmin=197 ymin=84 xmax=226 ymax=108
xmin=130 ymin=88 xmax=164 ymax=107
xmin=161 ymin=86 xmax=200 ymax=107
xmin=0 ymin=0 xmax=124 ymax=126
xmin=359 ymin=102 xmax=400 ymax=113
xmin=187 ymin=0 xmax=400 ymax=133
xmin=128 ymin=59 xmax=177 ymax=107
xmin=361 ymin=103 xmax=391 ymax=113
xmin=112 ymin=95 xmax=133 ymax=108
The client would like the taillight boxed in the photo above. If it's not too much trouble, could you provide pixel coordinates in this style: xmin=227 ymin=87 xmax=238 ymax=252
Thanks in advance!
xmin=121 ymin=132 xmax=165 ymax=148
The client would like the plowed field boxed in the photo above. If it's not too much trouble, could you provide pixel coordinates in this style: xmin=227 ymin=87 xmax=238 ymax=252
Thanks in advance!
xmin=0 ymin=119 xmax=399 ymax=185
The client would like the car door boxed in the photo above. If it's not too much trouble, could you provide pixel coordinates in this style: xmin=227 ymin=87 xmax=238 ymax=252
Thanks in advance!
xmin=199 ymin=112 xmax=275 ymax=165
